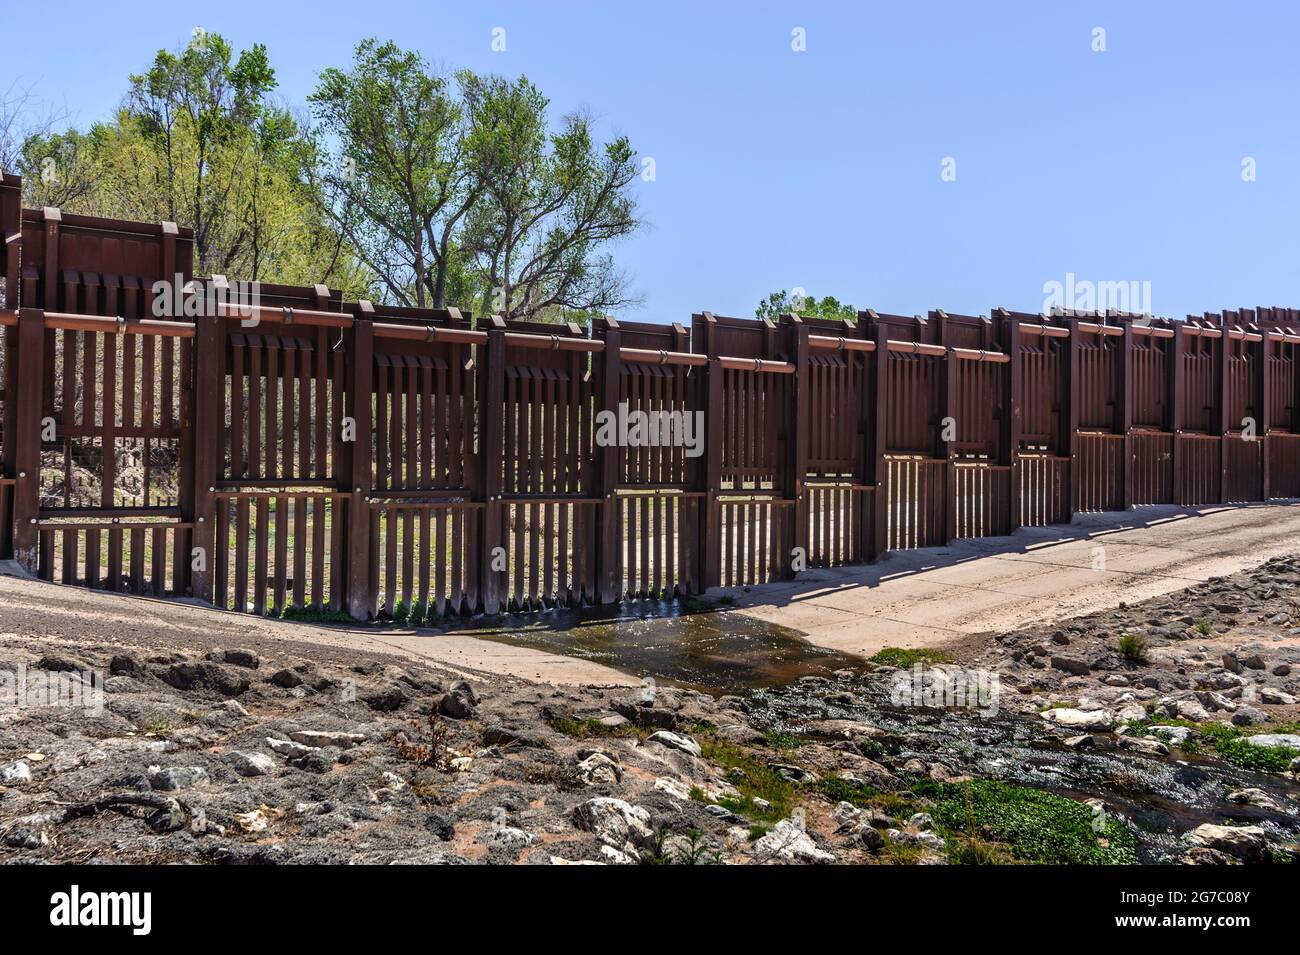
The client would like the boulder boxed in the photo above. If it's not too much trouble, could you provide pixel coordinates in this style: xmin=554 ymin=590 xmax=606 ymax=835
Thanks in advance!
xmin=227 ymin=751 xmax=276 ymax=777
xmin=646 ymin=730 xmax=702 ymax=757
xmin=572 ymin=797 xmax=652 ymax=848
xmin=1187 ymin=824 xmax=1267 ymax=863
xmin=1040 ymin=708 xmax=1114 ymax=731
xmin=752 ymin=819 xmax=835 ymax=864
xmin=149 ymin=766 xmax=209 ymax=791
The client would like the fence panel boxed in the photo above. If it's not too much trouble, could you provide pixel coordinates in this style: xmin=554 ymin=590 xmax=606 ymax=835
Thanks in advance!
xmin=1076 ymin=432 xmax=1124 ymax=512
xmin=1130 ymin=431 xmax=1174 ymax=505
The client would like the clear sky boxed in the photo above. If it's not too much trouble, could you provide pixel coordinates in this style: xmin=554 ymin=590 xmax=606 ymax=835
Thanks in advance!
xmin=4 ymin=1 xmax=1298 ymax=323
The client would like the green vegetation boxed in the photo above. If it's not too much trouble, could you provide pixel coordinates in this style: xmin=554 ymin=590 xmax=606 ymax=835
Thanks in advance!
xmin=1118 ymin=633 xmax=1149 ymax=664
xmin=698 ymin=737 xmax=794 ymax=824
xmin=1194 ymin=616 xmax=1213 ymax=636
xmin=1214 ymin=737 xmax=1299 ymax=773
xmin=1127 ymin=717 xmax=1299 ymax=773
xmin=914 ymin=778 xmax=1137 ymax=865
xmin=868 ymin=647 xmax=953 ymax=668
xmin=546 ymin=715 xmax=641 ymax=741
xmin=756 ymin=290 xmax=857 ymax=323
xmin=280 ymin=604 xmax=355 ymax=625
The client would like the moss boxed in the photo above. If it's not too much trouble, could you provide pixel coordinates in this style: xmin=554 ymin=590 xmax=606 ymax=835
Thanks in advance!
xmin=869 ymin=647 xmax=953 ymax=668
xmin=914 ymin=778 xmax=1137 ymax=865
xmin=698 ymin=738 xmax=794 ymax=823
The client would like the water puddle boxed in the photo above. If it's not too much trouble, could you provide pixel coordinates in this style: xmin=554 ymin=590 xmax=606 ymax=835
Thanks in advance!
xmin=459 ymin=601 xmax=863 ymax=692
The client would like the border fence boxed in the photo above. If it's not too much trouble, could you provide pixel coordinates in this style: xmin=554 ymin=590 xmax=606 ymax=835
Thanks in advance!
xmin=1 ymin=175 xmax=1298 ymax=622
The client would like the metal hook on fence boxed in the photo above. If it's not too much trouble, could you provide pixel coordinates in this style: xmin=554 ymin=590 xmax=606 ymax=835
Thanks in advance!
xmin=753 ymin=358 xmax=762 ymax=372
xmin=659 ymin=350 xmax=668 ymax=365
xmin=282 ymin=306 xmax=294 ymax=325
xmin=550 ymin=334 xmax=560 ymax=350
xmin=426 ymin=326 xmax=437 ymax=342
xmin=837 ymin=336 xmax=846 ymax=351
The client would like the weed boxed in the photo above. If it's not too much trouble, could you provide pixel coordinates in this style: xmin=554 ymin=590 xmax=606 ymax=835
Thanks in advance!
xmin=1118 ymin=633 xmax=1149 ymax=664
xmin=869 ymin=647 xmax=954 ymax=668
xmin=392 ymin=712 xmax=458 ymax=772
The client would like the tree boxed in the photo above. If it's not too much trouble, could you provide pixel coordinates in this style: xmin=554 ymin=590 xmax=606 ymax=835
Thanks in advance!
xmin=0 ymin=79 xmax=64 ymax=178
xmin=460 ymin=73 xmax=642 ymax=321
xmin=756 ymin=289 xmax=857 ymax=322
xmin=308 ymin=40 xmax=480 ymax=309
xmin=18 ymin=32 xmax=369 ymax=295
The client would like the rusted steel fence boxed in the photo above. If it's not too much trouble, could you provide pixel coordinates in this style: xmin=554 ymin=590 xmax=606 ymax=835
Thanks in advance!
xmin=0 ymin=183 xmax=1297 ymax=621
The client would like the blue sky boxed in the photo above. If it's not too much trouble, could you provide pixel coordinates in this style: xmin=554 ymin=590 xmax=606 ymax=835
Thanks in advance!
xmin=4 ymin=1 xmax=1298 ymax=322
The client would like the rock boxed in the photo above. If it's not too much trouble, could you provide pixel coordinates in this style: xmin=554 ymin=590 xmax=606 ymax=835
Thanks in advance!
xmin=1147 ymin=725 xmax=1192 ymax=744
xmin=481 ymin=725 xmax=547 ymax=749
xmin=771 ymin=763 xmax=819 ymax=784
xmin=1040 ymin=707 xmax=1114 ymax=731
xmin=158 ymin=662 xmax=249 ymax=697
xmin=1063 ymin=734 xmax=1096 ymax=750
xmin=212 ymin=649 xmax=260 ymax=670
xmin=653 ymin=777 xmax=691 ymax=801
xmin=425 ymin=812 xmax=455 ymax=841
xmin=266 ymin=737 xmax=318 ymax=759
xmin=149 ymin=766 xmax=208 ymax=791
xmin=859 ymin=825 xmax=885 ymax=850
xmin=146 ymin=798 xmax=188 ymax=833
xmin=613 ymin=701 xmax=680 ymax=729
xmin=449 ymin=680 xmax=478 ymax=706
xmin=36 ymin=654 xmax=86 ymax=672
xmin=596 ymin=714 xmax=630 ymax=730
xmin=576 ymin=752 xmax=622 ymax=785
xmin=1196 ymin=690 xmax=1237 ymax=713
xmin=1222 ymin=652 xmax=1242 ymax=674
xmin=908 ymin=812 xmax=935 ymax=831
xmin=1182 ymin=846 xmax=1240 ymax=865
xmin=269 ymin=668 xmax=304 ymax=688
xmin=1273 ymin=664 xmax=1292 ymax=677
xmin=1225 ymin=788 xmax=1281 ymax=811
xmin=362 ymin=685 xmax=406 ymax=712
xmin=227 ymin=751 xmax=276 ymax=777
xmin=1260 ymin=689 xmax=1297 ymax=705
xmin=1243 ymin=733 xmax=1300 ymax=749
xmin=752 ymin=819 xmax=835 ymax=864
xmin=1232 ymin=705 xmax=1267 ymax=727
xmin=646 ymin=730 xmax=702 ymax=757
xmin=484 ymin=825 xmax=536 ymax=851
xmin=0 ymin=760 xmax=32 ymax=783
xmin=288 ymin=730 xmax=366 ymax=749
xmin=1051 ymin=630 xmax=1070 ymax=645
xmin=438 ymin=690 xmax=475 ymax=719
xmin=599 ymin=844 xmax=637 ymax=865
xmin=109 ymin=653 xmax=146 ymax=678
xmin=1119 ymin=736 xmax=1169 ymax=756
xmin=1187 ymin=824 xmax=1267 ymax=863
xmin=1172 ymin=699 xmax=1211 ymax=722
xmin=1051 ymin=656 xmax=1091 ymax=676
xmin=1240 ymin=654 xmax=1266 ymax=670
xmin=572 ymin=797 xmax=653 ymax=848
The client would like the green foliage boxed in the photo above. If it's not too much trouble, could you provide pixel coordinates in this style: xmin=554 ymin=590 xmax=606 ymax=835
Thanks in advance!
xmin=20 ymin=32 xmax=370 ymax=295
xmin=756 ymin=289 xmax=857 ymax=323
xmin=699 ymin=737 xmax=793 ymax=823
xmin=915 ymin=778 xmax=1137 ymax=864
xmin=868 ymin=647 xmax=954 ymax=668
xmin=1194 ymin=617 xmax=1213 ymax=636
xmin=812 ymin=773 xmax=885 ymax=808
xmin=1118 ymin=633 xmax=1149 ymax=663
xmin=546 ymin=715 xmax=640 ymax=740
xmin=1214 ymin=737 xmax=1299 ymax=773
xmin=279 ymin=604 xmax=356 ymax=624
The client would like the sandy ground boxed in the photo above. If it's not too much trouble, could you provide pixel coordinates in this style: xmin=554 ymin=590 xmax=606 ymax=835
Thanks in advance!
xmin=727 ymin=503 xmax=1300 ymax=657
xmin=3 ymin=502 xmax=1297 ymax=684
xmin=0 ymin=573 xmax=637 ymax=687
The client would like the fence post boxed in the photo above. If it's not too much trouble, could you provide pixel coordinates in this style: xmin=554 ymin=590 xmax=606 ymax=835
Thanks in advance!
xmin=1120 ymin=321 xmax=1134 ymax=509
xmin=346 ymin=316 xmax=375 ymax=619
xmin=1065 ymin=317 xmax=1081 ymax=516
xmin=1257 ymin=322 xmax=1271 ymax=500
xmin=478 ymin=319 xmax=505 ymax=614
xmin=871 ymin=318 xmax=889 ymax=558
xmin=1002 ymin=312 xmax=1022 ymax=531
xmin=786 ymin=316 xmax=809 ymax=577
xmin=12 ymin=308 xmax=44 ymax=572
xmin=697 ymin=313 xmax=722 ymax=590
xmin=1217 ymin=313 xmax=1231 ymax=504
xmin=189 ymin=310 xmax=222 ymax=603
xmin=1170 ymin=321 xmax=1185 ymax=505
xmin=595 ymin=318 xmax=621 ymax=603
xmin=1 ymin=175 xmax=18 ymax=308
xmin=937 ymin=313 xmax=958 ymax=543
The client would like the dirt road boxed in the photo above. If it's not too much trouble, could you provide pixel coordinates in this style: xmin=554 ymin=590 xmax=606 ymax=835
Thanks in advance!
xmin=729 ymin=503 xmax=1300 ymax=657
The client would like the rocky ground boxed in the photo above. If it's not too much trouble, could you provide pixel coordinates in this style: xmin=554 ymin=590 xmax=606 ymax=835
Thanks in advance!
xmin=1 ymin=558 xmax=1299 ymax=865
